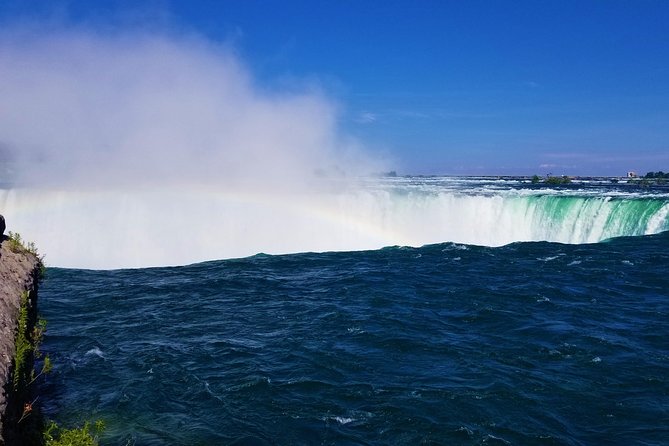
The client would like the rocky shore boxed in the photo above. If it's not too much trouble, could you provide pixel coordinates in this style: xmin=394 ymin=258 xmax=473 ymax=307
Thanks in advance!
xmin=0 ymin=220 xmax=42 ymax=445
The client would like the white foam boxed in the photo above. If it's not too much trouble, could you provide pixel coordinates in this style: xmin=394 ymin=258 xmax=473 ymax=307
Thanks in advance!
xmin=333 ymin=417 xmax=354 ymax=425
xmin=84 ymin=347 xmax=104 ymax=358
xmin=647 ymin=203 xmax=669 ymax=233
xmin=537 ymin=256 xmax=559 ymax=262
xmin=2 ymin=178 xmax=667 ymax=269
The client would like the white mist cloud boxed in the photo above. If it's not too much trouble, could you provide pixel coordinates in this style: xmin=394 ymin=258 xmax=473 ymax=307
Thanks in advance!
xmin=0 ymin=27 xmax=382 ymax=190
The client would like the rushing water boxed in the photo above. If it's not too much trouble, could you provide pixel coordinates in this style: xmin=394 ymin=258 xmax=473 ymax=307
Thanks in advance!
xmin=3 ymin=177 xmax=669 ymax=269
xmin=29 ymin=178 xmax=669 ymax=444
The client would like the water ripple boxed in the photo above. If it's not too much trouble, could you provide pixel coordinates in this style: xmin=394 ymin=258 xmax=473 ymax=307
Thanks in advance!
xmin=39 ymin=232 xmax=669 ymax=445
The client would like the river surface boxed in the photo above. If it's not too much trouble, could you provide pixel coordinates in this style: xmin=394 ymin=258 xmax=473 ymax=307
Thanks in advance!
xmin=39 ymin=233 xmax=669 ymax=444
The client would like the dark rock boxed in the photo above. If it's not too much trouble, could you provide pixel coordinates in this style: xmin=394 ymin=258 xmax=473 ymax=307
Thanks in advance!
xmin=0 ymin=215 xmax=4 ymax=237
xmin=0 ymin=237 xmax=41 ymax=444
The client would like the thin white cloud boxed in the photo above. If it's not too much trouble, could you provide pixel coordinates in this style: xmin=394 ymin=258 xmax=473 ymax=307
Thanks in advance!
xmin=355 ymin=112 xmax=378 ymax=124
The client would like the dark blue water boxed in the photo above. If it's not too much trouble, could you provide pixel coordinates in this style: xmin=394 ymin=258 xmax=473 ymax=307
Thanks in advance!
xmin=39 ymin=232 xmax=669 ymax=445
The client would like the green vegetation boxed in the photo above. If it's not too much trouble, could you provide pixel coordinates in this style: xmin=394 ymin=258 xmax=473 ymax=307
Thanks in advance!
xmin=642 ymin=171 xmax=668 ymax=185
xmin=43 ymin=420 xmax=105 ymax=446
xmin=13 ymin=291 xmax=50 ymax=398
xmin=644 ymin=171 xmax=669 ymax=179
xmin=530 ymin=175 xmax=571 ymax=185
xmin=9 ymin=289 xmax=48 ymax=445
xmin=14 ymin=291 xmax=36 ymax=391
xmin=628 ymin=171 xmax=669 ymax=187
xmin=29 ymin=320 xmax=52 ymax=386
xmin=544 ymin=176 xmax=572 ymax=185
xmin=7 ymin=231 xmax=47 ymax=279
xmin=7 ymin=231 xmax=40 ymax=256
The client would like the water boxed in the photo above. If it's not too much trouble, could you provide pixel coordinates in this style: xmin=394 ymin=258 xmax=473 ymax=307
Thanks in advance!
xmin=29 ymin=178 xmax=669 ymax=444
xmin=3 ymin=177 xmax=669 ymax=269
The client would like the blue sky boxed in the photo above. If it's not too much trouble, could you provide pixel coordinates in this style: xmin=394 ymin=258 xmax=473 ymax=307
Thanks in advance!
xmin=2 ymin=0 xmax=668 ymax=176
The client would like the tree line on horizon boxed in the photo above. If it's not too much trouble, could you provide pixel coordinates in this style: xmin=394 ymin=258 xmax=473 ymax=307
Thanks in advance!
xmin=644 ymin=171 xmax=669 ymax=179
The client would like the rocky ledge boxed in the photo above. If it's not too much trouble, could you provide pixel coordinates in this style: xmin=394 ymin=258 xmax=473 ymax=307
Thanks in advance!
xmin=0 ymin=221 xmax=42 ymax=445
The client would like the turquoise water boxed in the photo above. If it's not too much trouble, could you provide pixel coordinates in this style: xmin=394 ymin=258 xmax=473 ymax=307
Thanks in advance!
xmin=39 ymin=230 xmax=669 ymax=445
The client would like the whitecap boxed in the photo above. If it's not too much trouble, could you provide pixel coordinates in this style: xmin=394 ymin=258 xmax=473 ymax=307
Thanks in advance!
xmin=537 ymin=255 xmax=559 ymax=262
xmin=334 ymin=417 xmax=354 ymax=425
xmin=442 ymin=244 xmax=469 ymax=252
xmin=84 ymin=347 xmax=104 ymax=358
xmin=456 ymin=426 xmax=473 ymax=436
xmin=204 ymin=381 xmax=225 ymax=402
xmin=483 ymin=434 xmax=511 ymax=444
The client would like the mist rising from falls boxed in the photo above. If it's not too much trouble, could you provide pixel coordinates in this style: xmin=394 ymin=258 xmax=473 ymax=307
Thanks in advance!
xmin=2 ymin=183 xmax=668 ymax=269
xmin=0 ymin=28 xmax=382 ymax=190
xmin=0 ymin=26 xmax=391 ymax=268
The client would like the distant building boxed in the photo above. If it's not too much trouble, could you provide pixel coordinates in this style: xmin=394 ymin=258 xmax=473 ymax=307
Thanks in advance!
xmin=627 ymin=171 xmax=637 ymax=178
